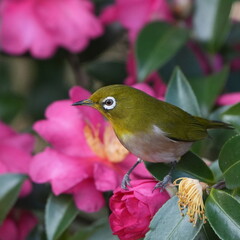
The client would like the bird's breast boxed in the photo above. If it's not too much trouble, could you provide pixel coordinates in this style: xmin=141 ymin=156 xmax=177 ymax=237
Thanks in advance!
xmin=118 ymin=125 xmax=192 ymax=163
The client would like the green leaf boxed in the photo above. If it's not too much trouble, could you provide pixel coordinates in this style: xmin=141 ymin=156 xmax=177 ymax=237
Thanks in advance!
xmin=87 ymin=61 xmax=126 ymax=85
xmin=69 ymin=218 xmax=118 ymax=240
xmin=175 ymin=152 xmax=214 ymax=183
xmin=0 ymin=174 xmax=26 ymax=223
xmin=88 ymin=224 xmax=118 ymax=240
xmin=190 ymin=66 xmax=229 ymax=116
xmin=136 ymin=22 xmax=189 ymax=81
xmin=206 ymin=189 xmax=240 ymax=240
xmin=194 ymin=222 xmax=220 ymax=240
xmin=231 ymin=188 xmax=240 ymax=203
xmin=219 ymin=135 xmax=240 ymax=189
xmin=145 ymin=151 xmax=214 ymax=184
xmin=159 ymin=45 xmax=204 ymax=81
xmin=45 ymin=194 xmax=78 ymax=240
xmin=165 ymin=67 xmax=201 ymax=116
xmin=209 ymin=160 xmax=223 ymax=183
xmin=221 ymin=103 xmax=240 ymax=132
xmin=193 ymin=0 xmax=233 ymax=52
xmin=145 ymin=196 xmax=203 ymax=240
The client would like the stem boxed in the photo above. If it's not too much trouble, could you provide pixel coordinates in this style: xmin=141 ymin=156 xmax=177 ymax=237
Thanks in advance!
xmin=67 ymin=53 xmax=89 ymax=88
xmin=212 ymin=180 xmax=226 ymax=190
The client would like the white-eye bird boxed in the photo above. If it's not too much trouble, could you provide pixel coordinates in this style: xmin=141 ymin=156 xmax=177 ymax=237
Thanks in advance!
xmin=73 ymin=85 xmax=232 ymax=189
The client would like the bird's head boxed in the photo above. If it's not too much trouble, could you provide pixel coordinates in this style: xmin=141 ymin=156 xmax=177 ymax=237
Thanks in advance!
xmin=72 ymin=85 xmax=142 ymax=122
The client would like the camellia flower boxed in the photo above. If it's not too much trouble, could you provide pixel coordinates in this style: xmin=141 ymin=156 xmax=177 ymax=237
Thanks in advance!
xmin=0 ymin=210 xmax=38 ymax=240
xmin=0 ymin=0 xmax=103 ymax=58
xmin=109 ymin=179 xmax=172 ymax=240
xmin=30 ymin=85 xmax=152 ymax=212
xmin=217 ymin=92 xmax=240 ymax=106
xmin=173 ymin=177 xmax=208 ymax=226
xmin=101 ymin=0 xmax=173 ymax=41
xmin=0 ymin=121 xmax=35 ymax=196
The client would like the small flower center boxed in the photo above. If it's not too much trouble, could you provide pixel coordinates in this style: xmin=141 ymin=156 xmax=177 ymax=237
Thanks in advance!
xmin=84 ymin=123 xmax=128 ymax=163
xmin=173 ymin=177 xmax=208 ymax=226
xmin=84 ymin=124 xmax=106 ymax=159
xmin=103 ymin=124 xmax=129 ymax=163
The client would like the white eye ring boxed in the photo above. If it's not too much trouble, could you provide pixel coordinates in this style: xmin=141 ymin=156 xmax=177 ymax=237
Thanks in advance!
xmin=102 ymin=96 xmax=116 ymax=110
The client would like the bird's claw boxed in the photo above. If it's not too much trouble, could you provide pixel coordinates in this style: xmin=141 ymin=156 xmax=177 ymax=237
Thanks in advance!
xmin=153 ymin=175 xmax=172 ymax=192
xmin=121 ymin=174 xmax=131 ymax=190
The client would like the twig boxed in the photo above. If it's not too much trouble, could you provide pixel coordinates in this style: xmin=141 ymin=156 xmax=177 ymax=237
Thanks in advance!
xmin=212 ymin=180 xmax=226 ymax=190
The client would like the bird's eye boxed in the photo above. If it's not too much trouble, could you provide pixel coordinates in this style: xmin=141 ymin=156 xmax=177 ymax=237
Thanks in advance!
xmin=102 ymin=96 xmax=116 ymax=110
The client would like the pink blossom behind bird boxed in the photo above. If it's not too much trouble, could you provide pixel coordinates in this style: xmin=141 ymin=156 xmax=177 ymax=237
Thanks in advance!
xmin=217 ymin=92 xmax=240 ymax=106
xmin=30 ymin=85 xmax=152 ymax=212
xmin=0 ymin=121 xmax=35 ymax=196
xmin=101 ymin=0 xmax=173 ymax=41
xmin=0 ymin=210 xmax=38 ymax=240
xmin=0 ymin=0 xmax=103 ymax=58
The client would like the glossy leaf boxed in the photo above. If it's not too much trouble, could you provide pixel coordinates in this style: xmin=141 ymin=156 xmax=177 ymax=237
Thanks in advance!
xmin=209 ymin=160 xmax=223 ymax=182
xmin=221 ymin=103 xmax=240 ymax=132
xmin=0 ymin=174 xmax=26 ymax=223
xmin=145 ymin=151 xmax=214 ymax=184
xmin=159 ymin=45 xmax=204 ymax=81
xmin=194 ymin=222 xmax=220 ymax=240
xmin=206 ymin=189 xmax=240 ymax=240
xmin=69 ymin=218 xmax=118 ymax=240
xmin=166 ymin=67 xmax=201 ymax=116
xmin=193 ymin=0 xmax=232 ymax=52
xmin=136 ymin=22 xmax=189 ymax=81
xmin=145 ymin=196 xmax=203 ymax=240
xmin=231 ymin=188 xmax=240 ymax=203
xmin=190 ymin=66 xmax=229 ymax=116
xmin=88 ymin=224 xmax=118 ymax=240
xmin=219 ymin=135 xmax=240 ymax=189
xmin=45 ymin=194 xmax=78 ymax=240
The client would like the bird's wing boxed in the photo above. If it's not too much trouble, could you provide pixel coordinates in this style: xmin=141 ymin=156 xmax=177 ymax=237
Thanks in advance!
xmin=156 ymin=106 xmax=208 ymax=142
xmin=163 ymin=121 xmax=208 ymax=142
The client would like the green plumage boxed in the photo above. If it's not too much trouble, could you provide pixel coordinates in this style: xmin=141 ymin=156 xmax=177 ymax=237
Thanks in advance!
xmin=89 ymin=84 xmax=231 ymax=142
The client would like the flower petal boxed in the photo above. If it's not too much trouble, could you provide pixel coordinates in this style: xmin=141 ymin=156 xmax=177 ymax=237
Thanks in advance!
xmin=72 ymin=179 xmax=105 ymax=212
xmin=94 ymin=162 xmax=121 ymax=191
xmin=33 ymin=100 xmax=96 ymax=157
xmin=217 ymin=92 xmax=240 ymax=106
xmin=30 ymin=148 xmax=92 ymax=194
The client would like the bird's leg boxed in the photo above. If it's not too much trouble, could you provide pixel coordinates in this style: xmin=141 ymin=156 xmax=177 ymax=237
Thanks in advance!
xmin=153 ymin=161 xmax=177 ymax=192
xmin=121 ymin=158 xmax=143 ymax=190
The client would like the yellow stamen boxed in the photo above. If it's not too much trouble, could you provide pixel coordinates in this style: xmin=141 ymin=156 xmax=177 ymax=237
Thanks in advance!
xmin=173 ymin=177 xmax=208 ymax=226
xmin=103 ymin=124 xmax=129 ymax=163
xmin=84 ymin=123 xmax=128 ymax=163
xmin=84 ymin=124 xmax=106 ymax=159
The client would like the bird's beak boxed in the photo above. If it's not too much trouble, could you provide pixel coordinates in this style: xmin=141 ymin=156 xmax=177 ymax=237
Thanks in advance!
xmin=72 ymin=99 xmax=93 ymax=106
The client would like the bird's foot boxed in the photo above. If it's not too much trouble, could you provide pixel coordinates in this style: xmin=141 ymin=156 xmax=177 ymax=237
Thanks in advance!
xmin=121 ymin=158 xmax=143 ymax=190
xmin=153 ymin=174 xmax=172 ymax=192
xmin=121 ymin=174 xmax=131 ymax=190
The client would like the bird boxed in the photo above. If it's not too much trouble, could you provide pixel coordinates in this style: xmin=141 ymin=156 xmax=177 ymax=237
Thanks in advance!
xmin=72 ymin=84 xmax=232 ymax=190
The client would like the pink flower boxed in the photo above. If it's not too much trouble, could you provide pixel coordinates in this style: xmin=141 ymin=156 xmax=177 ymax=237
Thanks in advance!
xmin=0 ymin=210 xmax=38 ymax=240
xmin=125 ymin=50 xmax=167 ymax=99
xmin=217 ymin=92 xmax=240 ymax=106
xmin=0 ymin=0 xmax=103 ymax=58
xmin=109 ymin=179 xmax=171 ymax=240
xmin=30 ymin=86 xmax=152 ymax=212
xmin=0 ymin=121 xmax=35 ymax=196
xmin=101 ymin=0 xmax=173 ymax=41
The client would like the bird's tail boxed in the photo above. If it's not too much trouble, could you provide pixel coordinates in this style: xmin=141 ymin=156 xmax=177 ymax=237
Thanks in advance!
xmin=195 ymin=117 xmax=233 ymax=130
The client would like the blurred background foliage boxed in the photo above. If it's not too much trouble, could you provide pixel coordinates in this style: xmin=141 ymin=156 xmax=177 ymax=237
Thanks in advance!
xmin=1 ymin=0 xmax=240 ymax=239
